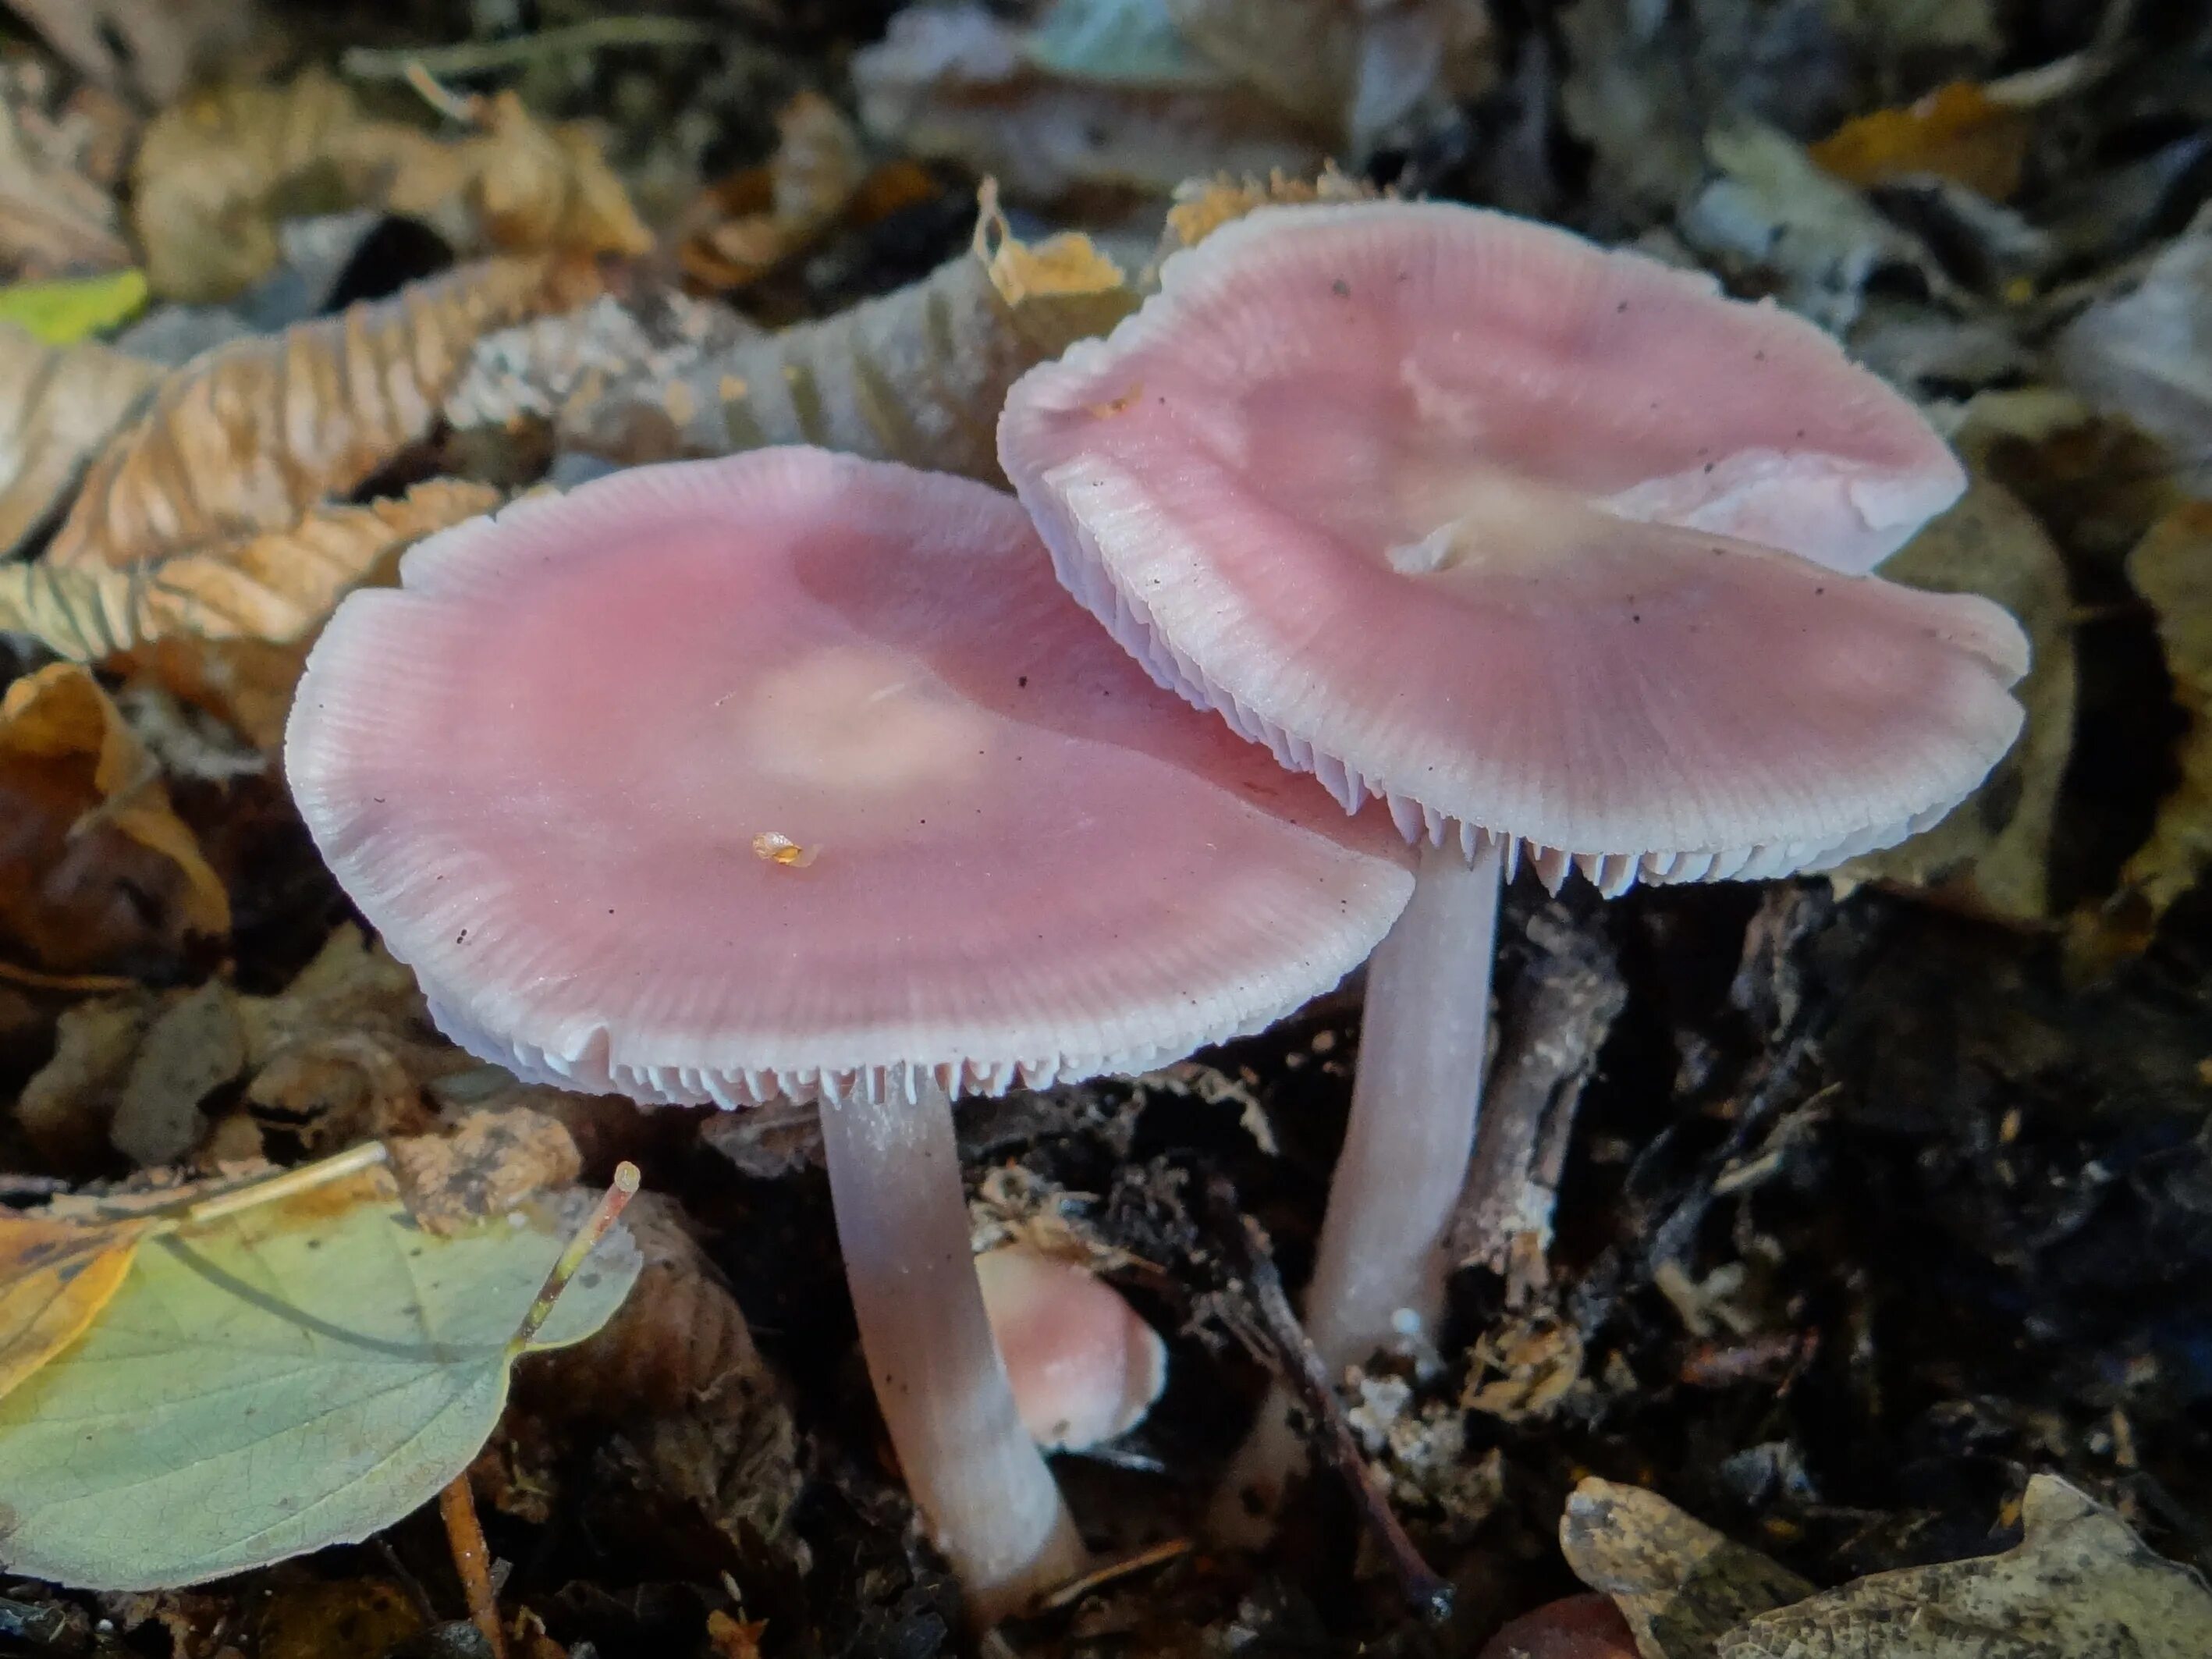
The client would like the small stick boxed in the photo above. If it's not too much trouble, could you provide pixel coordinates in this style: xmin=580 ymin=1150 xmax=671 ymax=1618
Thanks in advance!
xmin=1205 ymin=1178 xmax=1453 ymax=1623
xmin=1447 ymin=907 xmax=1625 ymax=1295
xmin=438 ymin=1472 xmax=507 ymax=1659
xmin=342 ymin=18 xmax=719 ymax=81
xmin=509 ymin=1162 xmax=640 ymax=1352
xmin=174 ymin=1141 xmax=391 ymax=1228
xmin=0 ymin=960 xmax=139 ymax=994
xmin=1035 ymin=1538 xmax=1193 ymax=1612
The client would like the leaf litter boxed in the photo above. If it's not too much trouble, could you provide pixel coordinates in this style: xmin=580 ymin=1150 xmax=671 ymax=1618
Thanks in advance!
xmin=1 ymin=2 xmax=2210 ymax=1656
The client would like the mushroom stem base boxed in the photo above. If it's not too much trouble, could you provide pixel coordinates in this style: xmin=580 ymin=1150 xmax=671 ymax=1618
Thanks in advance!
xmin=1210 ymin=837 xmax=1503 ymax=1541
xmin=818 ymin=1078 xmax=1088 ymax=1623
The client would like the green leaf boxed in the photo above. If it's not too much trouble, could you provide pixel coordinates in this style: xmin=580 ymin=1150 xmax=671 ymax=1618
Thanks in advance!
xmin=0 ymin=1167 xmax=639 ymax=1590
xmin=0 ymin=271 xmax=148 ymax=344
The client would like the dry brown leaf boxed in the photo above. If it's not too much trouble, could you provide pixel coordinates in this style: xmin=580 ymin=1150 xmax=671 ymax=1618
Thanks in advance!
xmin=0 ymin=81 xmax=132 ymax=278
xmin=1561 ymin=1478 xmax=1814 ymax=1659
xmin=132 ymin=73 xmax=647 ymax=304
xmin=523 ymin=1192 xmax=770 ymax=1422
xmin=0 ymin=663 xmax=229 ymax=973
xmin=47 ymin=258 xmax=592 ymax=569
xmin=364 ymin=91 xmax=653 ymax=269
xmin=5 ymin=0 xmax=266 ymax=107
xmin=852 ymin=3 xmax=1323 ymax=203
xmin=0 ymin=480 xmax=500 ymax=662
xmin=1839 ymin=478 xmax=2075 ymax=923
xmin=1717 ymin=1476 xmax=2212 ymax=1659
xmin=128 ymin=72 xmax=361 ymax=304
xmin=680 ymin=91 xmax=867 ymax=291
xmin=1155 ymin=163 xmax=1376 ymax=265
xmin=1169 ymin=0 xmax=1493 ymax=150
xmin=15 ymin=926 xmax=468 ymax=1170
xmin=1809 ymin=81 xmax=2034 ymax=201
xmin=389 ymin=1108 xmax=583 ymax=1235
xmin=444 ymin=293 xmax=762 ymax=434
xmin=561 ymin=192 xmax=1134 ymax=480
xmin=0 ymin=1207 xmax=151 ymax=1402
xmin=2102 ymin=503 xmax=2212 ymax=940
xmin=0 ymin=323 xmax=157 ymax=557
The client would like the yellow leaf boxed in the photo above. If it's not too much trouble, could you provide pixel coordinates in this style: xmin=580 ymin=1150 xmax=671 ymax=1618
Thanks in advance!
xmin=47 ymin=259 xmax=590 ymax=569
xmin=0 ymin=322 xmax=156 ymax=557
xmin=0 ymin=268 xmax=146 ymax=343
xmin=1809 ymin=80 xmax=2033 ymax=201
xmin=0 ymin=1210 xmax=149 ymax=1402
xmin=0 ymin=663 xmax=229 ymax=945
xmin=0 ymin=480 xmax=502 ymax=662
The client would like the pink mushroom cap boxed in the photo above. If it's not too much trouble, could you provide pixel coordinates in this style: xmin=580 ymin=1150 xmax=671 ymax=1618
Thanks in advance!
xmin=975 ymin=1245 xmax=1167 ymax=1452
xmin=286 ymin=449 xmax=1415 ymax=1109
xmin=998 ymin=201 xmax=2028 ymax=893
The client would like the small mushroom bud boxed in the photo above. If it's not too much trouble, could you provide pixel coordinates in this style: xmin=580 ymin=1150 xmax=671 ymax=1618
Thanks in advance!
xmin=1477 ymin=1594 xmax=1638 ymax=1659
xmin=975 ymin=1246 xmax=1166 ymax=1452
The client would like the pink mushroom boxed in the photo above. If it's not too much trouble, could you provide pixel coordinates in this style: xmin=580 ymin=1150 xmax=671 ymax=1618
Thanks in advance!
xmin=997 ymin=200 xmax=2028 ymax=1524
xmin=1477 ymin=1594 xmax=1639 ymax=1659
xmin=284 ymin=448 xmax=1415 ymax=1620
xmin=976 ymin=1245 xmax=1167 ymax=1452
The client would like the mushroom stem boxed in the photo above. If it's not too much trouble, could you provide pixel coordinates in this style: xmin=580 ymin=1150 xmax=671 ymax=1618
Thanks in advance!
xmin=1307 ymin=834 xmax=1503 ymax=1365
xmin=1210 ymin=837 xmax=1501 ymax=1541
xmin=818 ymin=1075 xmax=1088 ymax=1624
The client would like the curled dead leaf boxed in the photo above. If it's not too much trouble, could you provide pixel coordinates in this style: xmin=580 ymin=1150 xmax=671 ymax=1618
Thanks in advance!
xmin=1717 ymin=1476 xmax=2212 ymax=1659
xmin=1155 ymin=163 xmax=1376 ymax=267
xmin=5 ymin=0 xmax=266 ymax=107
xmin=559 ymin=192 xmax=1134 ymax=480
xmin=680 ymin=91 xmax=868 ymax=291
xmin=133 ymin=72 xmax=647 ymax=304
xmin=2097 ymin=503 xmax=2212 ymax=943
xmin=48 ymin=258 xmax=591 ymax=569
xmin=444 ymin=292 xmax=761 ymax=433
xmin=523 ymin=1192 xmax=771 ymax=1421
xmin=1839 ymin=478 xmax=2075 ymax=924
xmin=1809 ymin=81 xmax=2034 ymax=201
xmin=0 ymin=322 xmax=156 ymax=558
xmin=0 ymin=663 xmax=229 ymax=975
xmin=1560 ymin=1478 xmax=1813 ymax=1658
xmin=1167 ymin=0 xmax=1493 ymax=151
xmin=0 ymin=78 xmax=133 ymax=279
xmin=0 ymin=480 xmax=502 ymax=660
xmin=853 ymin=4 xmax=1323 ymax=202
xmin=389 ymin=1108 xmax=584 ymax=1235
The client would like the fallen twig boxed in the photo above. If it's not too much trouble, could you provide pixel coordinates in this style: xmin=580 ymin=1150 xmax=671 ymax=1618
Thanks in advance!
xmin=1204 ymin=1177 xmax=1453 ymax=1624
xmin=340 ymin=19 xmax=720 ymax=82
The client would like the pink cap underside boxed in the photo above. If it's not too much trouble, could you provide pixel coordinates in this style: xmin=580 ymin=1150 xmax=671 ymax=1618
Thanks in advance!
xmin=1019 ymin=201 xmax=1964 ymax=575
xmin=997 ymin=205 xmax=2018 ymax=866
xmin=286 ymin=451 xmax=1413 ymax=1104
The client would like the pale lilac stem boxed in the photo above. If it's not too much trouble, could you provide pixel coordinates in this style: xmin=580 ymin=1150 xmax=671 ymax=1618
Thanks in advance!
xmin=818 ymin=1075 xmax=1088 ymax=1623
xmin=1304 ymin=834 xmax=1503 ymax=1366
xmin=1212 ymin=836 xmax=1502 ymax=1540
